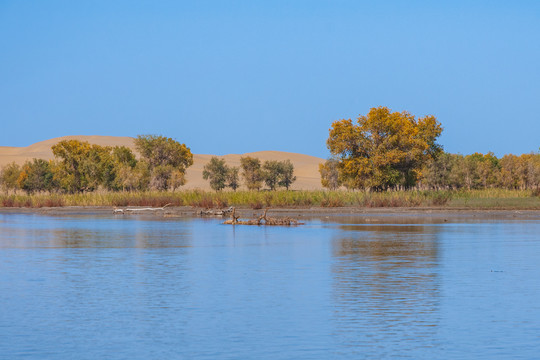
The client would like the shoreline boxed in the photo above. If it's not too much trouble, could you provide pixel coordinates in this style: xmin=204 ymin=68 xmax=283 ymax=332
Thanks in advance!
xmin=1 ymin=205 xmax=539 ymax=221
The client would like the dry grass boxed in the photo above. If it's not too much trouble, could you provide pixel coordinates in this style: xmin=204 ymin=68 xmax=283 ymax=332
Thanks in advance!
xmin=1 ymin=189 xmax=539 ymax=209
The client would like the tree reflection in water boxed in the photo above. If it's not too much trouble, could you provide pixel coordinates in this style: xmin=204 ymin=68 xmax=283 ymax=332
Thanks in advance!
xmin=48 ymin=217 xmax=194 ymax=248
xmin=332 ymin=224 xmax=441 ymax=357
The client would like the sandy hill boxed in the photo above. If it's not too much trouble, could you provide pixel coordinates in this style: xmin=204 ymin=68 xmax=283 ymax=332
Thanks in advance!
xmin=0 ymin=136 xmax=325 ymax=190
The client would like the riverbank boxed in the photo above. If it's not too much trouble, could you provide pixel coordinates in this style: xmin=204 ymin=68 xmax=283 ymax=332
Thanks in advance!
xmin=1 ymin=205 xmax=539 ymax=222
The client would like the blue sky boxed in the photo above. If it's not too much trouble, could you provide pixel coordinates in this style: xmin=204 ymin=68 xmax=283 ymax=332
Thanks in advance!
xmin=1 ymin=0 xmax=539 ymax=158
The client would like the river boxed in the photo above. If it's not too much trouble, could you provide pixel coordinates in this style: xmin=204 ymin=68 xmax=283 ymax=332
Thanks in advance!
xmin=1 ymin=212 xmax=539 ymax=359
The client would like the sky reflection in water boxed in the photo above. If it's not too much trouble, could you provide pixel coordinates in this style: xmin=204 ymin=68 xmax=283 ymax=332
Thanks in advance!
xmin=0 ymin=213 xmax=539 ymax=359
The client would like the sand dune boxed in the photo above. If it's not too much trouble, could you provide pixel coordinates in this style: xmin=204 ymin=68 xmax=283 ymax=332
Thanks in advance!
xmin=0 ymin=136 xmax=325 ymax=190
xmin=0 ymin=136 xmax=135 ymax=166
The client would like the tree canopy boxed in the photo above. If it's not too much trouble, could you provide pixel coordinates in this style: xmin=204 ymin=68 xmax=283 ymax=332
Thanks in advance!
xmin=262 ymin=160 xmax=296 ymax=190
xmin=0 ymin=162 xmax=22 ymax=194
xmin=47 ymin=136 xmax=193 ymax=193
xmin=17 ymin=159 xmax=55 ymax=193
xmin=319 ymin=159 xmax=341 ymax=190
xmin=3 ymin=122 xmax=539 ymax=196
xmin=51 ymin=140 xmax=99 ymax=192
xmin=203 ymin=157 xmax=230 ymax=191
xmin=226 ymin=166 xmax=240 ymax=191
xmin=420 ymin=151 xmax=540 ymax=191
xmin=240 ymin=156 xmax=264 ymax=191
xmin=327 ymin=106 xmax=443 ymax=190
xmin=202 ymin=157 xmax=241 ymax=191
xmin=134 ymin=135 xmax=193 ymax=171
xmin=134 ymin=135 xmax=193 ymax=191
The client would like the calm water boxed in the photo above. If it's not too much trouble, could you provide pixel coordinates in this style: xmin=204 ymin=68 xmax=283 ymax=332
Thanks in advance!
xmin=1 ymin=212 xmax=540 ymax=359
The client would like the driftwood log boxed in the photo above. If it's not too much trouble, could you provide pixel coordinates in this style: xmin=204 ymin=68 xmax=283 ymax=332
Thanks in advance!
xmin=198 ymin=206 xmax=234 ymax=217
xmin=113 ymin=203 xmax=172 ymax=214
xmin=223 ymin=208 xmax=303 ymax=226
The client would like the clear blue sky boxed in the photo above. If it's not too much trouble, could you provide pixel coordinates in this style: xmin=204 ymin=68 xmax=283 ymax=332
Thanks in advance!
xmin=1 ymin=0 xmax=539 ymax=158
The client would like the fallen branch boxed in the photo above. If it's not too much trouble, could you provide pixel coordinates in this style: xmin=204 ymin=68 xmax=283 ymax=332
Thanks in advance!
xmin=198 ymin=206 xmax=234 ymax=217
xmin=223 ymin=208 xmax=303 ymax=226
xmin=113 ymin=203 xmax=172 ymax=214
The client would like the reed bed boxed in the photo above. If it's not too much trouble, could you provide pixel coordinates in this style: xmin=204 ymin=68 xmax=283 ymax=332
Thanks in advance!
xmin=0 ymin=189 xmax=539 ymax=209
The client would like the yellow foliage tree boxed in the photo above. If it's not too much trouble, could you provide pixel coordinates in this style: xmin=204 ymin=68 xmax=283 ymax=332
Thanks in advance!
xmin=326 ymin=106 xmax=443 ymax=190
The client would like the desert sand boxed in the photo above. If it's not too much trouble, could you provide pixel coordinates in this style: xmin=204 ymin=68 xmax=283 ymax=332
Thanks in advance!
xmin=0 ymin=136 xmax=325 ymax=191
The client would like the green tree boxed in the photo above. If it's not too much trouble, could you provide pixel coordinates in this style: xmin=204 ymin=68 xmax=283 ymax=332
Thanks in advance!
xmin=327 ymin=106 xmax=443 ymax=190
xmin=516 ymin=153 xmax=540 ymax=190
xmin=51 ymin=140 xmax=117 ymax=192
xmin=82 ymin=144 xmax=115 ymax=191
xmin=113 ymin=164 xmax=135 ymax=191
xmin=447 ymin=154 xmax=467 ymax=189
xmin=461 ymin=153 xmax=478 ymax=190
xmin=262 ymin=160 xmax=281 ymax=190
xmin=0 ymin=162 xmax=21 ymax=193
xmin=476 ymin=152 xmax=501 ymax=188
xmin=499 ymin=154 xmax=520 ymax=189
xmin=17 ymin=159 xmax=55 ymax=193
xmin=134 ymin=135 xmax=193 ymax=190
xmin=170 ymin=169 xmax=187 ymax=192
xmin=277 ymin=160 xmax=296 ymax=190
xmin=319 ymin=159 xmax=341 ymax=190
xmin=203 ymin=157 xmax=229 ymax=191
xmin=421 ymin=152 xmax=460 ymax=190
xmin=112 ymin=146 xmax=137 ymax=168
xmin=51 ymin=140 xmax=92 ymax=192
xmin=149 ymin=165 xmax=174 ymax=190
xmin=111 ymin=146 xmax=139 ymax=191
xmin=240 ymin=156 xmax=263 ymax=191
xmin=130 ymin=161 xmax=151 ymax=191
xmin=226 ymin=166 xmax=240 ymax=191
xmin=262 ymin=160 xmax=296 ymax=190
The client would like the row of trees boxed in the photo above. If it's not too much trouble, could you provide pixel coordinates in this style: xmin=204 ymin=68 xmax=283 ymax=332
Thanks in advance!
xmin=420 ymin=152 xmax=540 ymax=190
xmin=203 ymin=156 xmax=296 ymax=191
xmin=0 ymin=136 xmax=298 ymax=194
xmin=2 ymin=107 xmax=537 ymax=194
xmin=0 ymin=135 xmax=193 ymax=194
xmin=320 ymin=106 xmax=540 ymax=191
xmin=320 ymin=151 xmax=540 ymax=191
